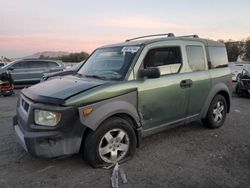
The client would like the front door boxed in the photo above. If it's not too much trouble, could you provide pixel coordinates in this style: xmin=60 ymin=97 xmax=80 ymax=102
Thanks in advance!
xmin=10 ymin=61 xmax=31 ymax=83
xmin=136 ymin=46 xmax=190 ymax=130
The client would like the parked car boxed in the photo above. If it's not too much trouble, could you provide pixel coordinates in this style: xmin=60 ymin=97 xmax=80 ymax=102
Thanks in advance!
xmin=41 ymin=61 xmax=85 ymax=82
xmin=0 ymin=71 xmax=14 ymax=96
xmin=0 ymin=59 xmax=64 ymax=84
xmin=229 ymin=62 xmax=250 ymax=81
xmin=235 ymin=68 xmax=250 ymax=96
xmin=14 ymin=33 xmax=232 ymax=167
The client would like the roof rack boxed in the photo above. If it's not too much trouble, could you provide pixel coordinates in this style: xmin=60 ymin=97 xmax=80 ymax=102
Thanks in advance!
xmin=125 ymin=33 xmax=175 ymax=42
xmin=178 ymin=34 xmax=199 ymax=38
xmin=125 ymin=33 xmax=199 ymax=42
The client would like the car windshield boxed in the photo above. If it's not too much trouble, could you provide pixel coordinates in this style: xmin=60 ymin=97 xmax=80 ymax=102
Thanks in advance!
xmin=1 ymin=61 xmax=16 ymax=69
xmin=1 ymin=63 xmax=10 ymax=69
xmin=77 ymin=46 xmax=141 ymax=80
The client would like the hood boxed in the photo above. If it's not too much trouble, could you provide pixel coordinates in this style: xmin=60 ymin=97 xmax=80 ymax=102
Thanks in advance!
xmin=22 ymin=75 xmax=107 ymax=105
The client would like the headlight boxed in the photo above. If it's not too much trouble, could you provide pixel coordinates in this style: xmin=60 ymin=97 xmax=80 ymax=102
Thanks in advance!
xmin=34 ymin=110 xmax=61 ymax=126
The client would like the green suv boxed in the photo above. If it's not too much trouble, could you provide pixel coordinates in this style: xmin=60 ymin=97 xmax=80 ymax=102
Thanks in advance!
xmin=13 ymin=33 xmax=232 ymax=167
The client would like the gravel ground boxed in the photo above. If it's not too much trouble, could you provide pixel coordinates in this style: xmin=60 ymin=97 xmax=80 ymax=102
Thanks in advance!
xmin=0 ymin=90 xmax=250 ymax=188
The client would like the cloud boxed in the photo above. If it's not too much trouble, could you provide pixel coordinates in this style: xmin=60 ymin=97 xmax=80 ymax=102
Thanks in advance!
xmin=0 ymin=0 xmax=19 ymax=12
xmin=106 ymin=16 xmax=191 ymax=30
xmin=0 ymin=34 xmax=123 ymax=54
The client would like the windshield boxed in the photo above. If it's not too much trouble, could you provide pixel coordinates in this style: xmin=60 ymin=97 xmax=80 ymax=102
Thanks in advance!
xmin=1 ymin=61 xmax=15 ymax=69
xmin=77 ymin=46 xmax=140 ymax=80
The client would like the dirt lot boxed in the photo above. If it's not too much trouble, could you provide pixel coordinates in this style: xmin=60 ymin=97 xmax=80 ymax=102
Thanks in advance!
xmin=0 ymin=90 xmax=250 ymax=188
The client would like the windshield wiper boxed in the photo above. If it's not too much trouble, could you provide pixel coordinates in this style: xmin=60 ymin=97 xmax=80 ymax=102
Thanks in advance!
xmin=84 ymin=74 xmax=106 ymax=80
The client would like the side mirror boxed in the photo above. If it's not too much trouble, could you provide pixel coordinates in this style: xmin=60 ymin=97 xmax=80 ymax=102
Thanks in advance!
xmin=138 ymin=67 xmax=160 ymax=79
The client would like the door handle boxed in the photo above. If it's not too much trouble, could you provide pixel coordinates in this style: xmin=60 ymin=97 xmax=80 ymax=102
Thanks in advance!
xmin=180 ymin=79 xmax=193 ymax=88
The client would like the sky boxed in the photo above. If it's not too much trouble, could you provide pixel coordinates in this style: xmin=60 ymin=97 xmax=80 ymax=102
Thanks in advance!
xmin=0 ymin=0 xmax=250 ymax=58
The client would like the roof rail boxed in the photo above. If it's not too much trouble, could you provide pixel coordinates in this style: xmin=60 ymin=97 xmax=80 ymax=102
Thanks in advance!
xmin=178 ymin=34 xmax=199 ymax=38
xmin=125 ymin=33 xmax=175 ymax=42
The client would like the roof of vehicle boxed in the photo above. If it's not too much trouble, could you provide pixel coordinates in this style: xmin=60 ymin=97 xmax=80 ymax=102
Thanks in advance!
xmin=0 ymin=59 xmax=64 ymax=69
xmin=17 ymin=58 xmax=63 ymax=62
xmin=100 ymin=34 xmax=225 ymax=49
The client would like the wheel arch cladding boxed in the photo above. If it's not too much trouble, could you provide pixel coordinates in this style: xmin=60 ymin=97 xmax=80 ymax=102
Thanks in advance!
xmin=216 ymin=90 xmax=230 ymax=113
xmin=78 ymin=91 xmax=141 ymax=131
xmin=201 ymin=83 xmax=231 ymax=118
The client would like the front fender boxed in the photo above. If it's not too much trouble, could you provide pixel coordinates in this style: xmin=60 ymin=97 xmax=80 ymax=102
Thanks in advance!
xmin=78 ymin=91 xmax=140 ymax=130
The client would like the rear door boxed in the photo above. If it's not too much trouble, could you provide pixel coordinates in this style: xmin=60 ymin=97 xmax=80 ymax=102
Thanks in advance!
xmin=184 ymin=43 xmax=211 ymax=118
xmin=28 ymin=61 xmax=49 ymax=82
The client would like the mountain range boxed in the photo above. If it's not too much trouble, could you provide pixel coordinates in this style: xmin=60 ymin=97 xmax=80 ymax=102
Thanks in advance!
xmin=24 ymin=51 xmax=70 ymax=59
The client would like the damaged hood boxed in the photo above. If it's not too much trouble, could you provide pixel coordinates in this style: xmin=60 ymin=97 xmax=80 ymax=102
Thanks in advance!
xmin=22 ymin=75 xmax=107 ymax=105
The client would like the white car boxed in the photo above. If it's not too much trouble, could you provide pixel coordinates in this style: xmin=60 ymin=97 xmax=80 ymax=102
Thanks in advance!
xmin=229 ymin=62 xmax=250 ymax=81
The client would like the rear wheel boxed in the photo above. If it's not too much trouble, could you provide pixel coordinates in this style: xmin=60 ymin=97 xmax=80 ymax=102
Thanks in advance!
xmin=83 ymin=116 xmax=137 ymax=167
xmin=202 ymin=94 xmax=227 ymax=129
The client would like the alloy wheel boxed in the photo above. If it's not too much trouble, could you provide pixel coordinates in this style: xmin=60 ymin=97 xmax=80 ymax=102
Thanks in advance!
xmin=212 ymin=101 xmax=225 ymax=123
xmin=98 ymin=128 xmax=129 ymax=163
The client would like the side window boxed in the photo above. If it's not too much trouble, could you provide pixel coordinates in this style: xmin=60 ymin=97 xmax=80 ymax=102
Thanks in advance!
xmin=186 ymin=46 xmax=206 ymax=72
xmin=47 ymin=61 xmax=59 ymax=68
xmin=12 ymin=61 xmax=29 ymax=69
xmin=208 ymin=47 xmax=228 ymax=68
xmin=144 ymin=47 xmax=182 ymax=74
xmin=28 ymin=61 xmax=48 ymax=68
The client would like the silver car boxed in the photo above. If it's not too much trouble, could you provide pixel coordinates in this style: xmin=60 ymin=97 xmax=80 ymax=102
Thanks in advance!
xmin=229 ymin=62 xmax=248 ymax=81
xmin=0 ymin=59 xmax=64 ymax=84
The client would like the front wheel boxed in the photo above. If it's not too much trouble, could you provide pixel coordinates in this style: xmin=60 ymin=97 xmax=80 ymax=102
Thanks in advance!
xmin=1 ymin=90 xmax=14 ymax=97
xmin=202 ymin=94 xmax=227 ymax=129
xmin=83 ymin=116 xmax=137 ymax=167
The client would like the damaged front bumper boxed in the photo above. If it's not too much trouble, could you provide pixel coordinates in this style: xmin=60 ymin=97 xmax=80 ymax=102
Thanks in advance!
xmin=13 ymin=93 xmax=86 ymax=158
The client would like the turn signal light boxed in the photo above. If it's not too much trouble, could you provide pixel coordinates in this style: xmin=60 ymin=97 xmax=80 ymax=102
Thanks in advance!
xmin=83 ymin=108 xmax=93 ymax=117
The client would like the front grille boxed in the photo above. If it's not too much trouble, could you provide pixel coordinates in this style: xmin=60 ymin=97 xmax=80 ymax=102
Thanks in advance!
xmin=21 ymin=97 xmax=30 ymax=112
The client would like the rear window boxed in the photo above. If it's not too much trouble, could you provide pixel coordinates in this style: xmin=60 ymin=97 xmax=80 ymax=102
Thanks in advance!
xmin=28 ymin=61 xmax=48 ymax=68
xmin=208 ymin=47 xmax=228 ymax=68
xmin=47 ymin=61 xmax=59 ymax=68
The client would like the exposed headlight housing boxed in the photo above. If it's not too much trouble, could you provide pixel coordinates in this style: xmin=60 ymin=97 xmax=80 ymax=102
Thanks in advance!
xmin=34 ymin=110 xmax=61 ymax=126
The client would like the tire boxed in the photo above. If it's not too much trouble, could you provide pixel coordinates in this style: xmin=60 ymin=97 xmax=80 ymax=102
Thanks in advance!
xmin=83 ymin=116 xmax=137 ymax=167
xmin=1 ymin=91 xmax=13 ymax=97
xmin=202 ymin=94 xmax=227 ymax=129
